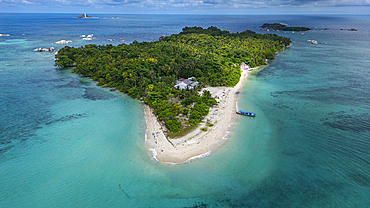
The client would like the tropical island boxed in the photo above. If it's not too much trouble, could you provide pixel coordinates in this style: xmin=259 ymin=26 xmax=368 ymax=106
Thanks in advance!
xmin=54 ymin=26 xmax=291 ymax=163
xmin=261 ymin=23 xmax=311 ymax=31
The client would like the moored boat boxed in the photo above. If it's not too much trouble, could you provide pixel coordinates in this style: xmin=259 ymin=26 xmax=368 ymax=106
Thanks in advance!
xmin=236 ymin=110 xmax=256 ymax=117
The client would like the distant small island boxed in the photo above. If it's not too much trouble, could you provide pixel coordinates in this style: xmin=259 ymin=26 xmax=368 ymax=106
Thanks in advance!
xmin=261 ymin=23 xmax=311 ymax=31
xmin=77 ymin=13 xmax=97 ymax=18
xmin=340 ymin=28 xmax=357 ymax=31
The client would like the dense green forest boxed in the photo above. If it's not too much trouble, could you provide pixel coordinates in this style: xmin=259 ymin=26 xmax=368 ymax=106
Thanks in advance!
xmin=261 ymin=23 xmax=311 ymax=31
xmin=55 ymin=26 xmax=291 ymax=135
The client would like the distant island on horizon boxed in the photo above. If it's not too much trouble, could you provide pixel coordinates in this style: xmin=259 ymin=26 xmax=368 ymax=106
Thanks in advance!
xmin=261 ymin=23 xmax=311 ymax=31
xmin=77 ymin=13 xmax=97 ymax=18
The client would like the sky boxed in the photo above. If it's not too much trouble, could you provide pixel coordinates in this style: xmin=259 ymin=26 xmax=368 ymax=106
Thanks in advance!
xmin=1 ymin=0 xmax=370 ymax=14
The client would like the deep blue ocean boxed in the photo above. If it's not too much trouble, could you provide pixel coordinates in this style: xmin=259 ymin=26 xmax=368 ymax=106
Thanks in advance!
xmin=0 ymin=13 xmax=369 ymax=207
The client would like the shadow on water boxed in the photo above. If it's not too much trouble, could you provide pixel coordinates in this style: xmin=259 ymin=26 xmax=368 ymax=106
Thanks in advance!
xmin=323 ymin=112 xmax=370 ymax=133
xmin=83 ymin=87 xmax=116 ymax=101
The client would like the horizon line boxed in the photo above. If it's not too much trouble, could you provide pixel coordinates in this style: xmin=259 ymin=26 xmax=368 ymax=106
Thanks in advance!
xmin=1 ymin=12 xmax=370 ymax=15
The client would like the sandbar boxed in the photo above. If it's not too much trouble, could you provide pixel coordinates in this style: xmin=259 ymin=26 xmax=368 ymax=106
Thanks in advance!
xmin=144 ymin=68 xmax=253 ymax=164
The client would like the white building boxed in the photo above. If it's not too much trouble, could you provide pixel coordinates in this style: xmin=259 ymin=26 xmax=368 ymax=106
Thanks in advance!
xmin=174 ymin=78 xmax=199 ymax=90
xmin=175 ymin=82 xmax=188 ymax=90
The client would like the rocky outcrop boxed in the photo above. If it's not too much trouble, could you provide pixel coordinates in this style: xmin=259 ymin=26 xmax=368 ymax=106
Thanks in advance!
xmin=307 ymin=40 xmax=328 ymax=45
xmin=159 ymin=35 xmax=166 ymax=39
xmin=307 ymin=40 xmax=318 ymax=44
xmin=240 ymin=62 xmax=252 ymax=71
xmin=82 ymin=34 xmax=93 ymax=40
xmin=34 ymin=47 xmax=55 ymax=52
xmin=55 ymin=40 xmax=72 ymax=44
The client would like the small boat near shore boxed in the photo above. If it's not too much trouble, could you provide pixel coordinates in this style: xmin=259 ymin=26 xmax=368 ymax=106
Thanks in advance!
xmin=236 ymin=110 xmax=256 ymax=117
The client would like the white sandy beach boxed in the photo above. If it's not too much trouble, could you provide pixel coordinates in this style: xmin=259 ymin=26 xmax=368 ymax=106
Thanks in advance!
xmin=144 ymin=69 xmax=252 ymax=164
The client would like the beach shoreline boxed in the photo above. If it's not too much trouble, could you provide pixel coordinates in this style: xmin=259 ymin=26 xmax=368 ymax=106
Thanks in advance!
xmin=144 ymin=68 xmax=253 ymax=164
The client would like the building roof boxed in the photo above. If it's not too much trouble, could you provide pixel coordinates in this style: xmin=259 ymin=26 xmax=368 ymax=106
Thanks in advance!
xmin=175 ymin=77 xmax=198 ymax=90
xmin=175 ymin=82 xmax=188 ymax=90
xmin=183 ymin=79 xmax=192 ymax=85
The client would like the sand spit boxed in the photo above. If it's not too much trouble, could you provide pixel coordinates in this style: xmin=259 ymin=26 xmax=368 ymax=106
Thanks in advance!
xmin=144 ymin=69 xmax=252 ymax=164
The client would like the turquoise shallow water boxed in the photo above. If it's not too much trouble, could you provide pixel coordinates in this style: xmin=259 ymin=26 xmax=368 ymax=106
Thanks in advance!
xmin=0 ymin=14 xmax=369 ymax=207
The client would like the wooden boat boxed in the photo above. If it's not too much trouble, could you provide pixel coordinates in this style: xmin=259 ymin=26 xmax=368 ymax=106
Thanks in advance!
xmin=236 ymin=110 xmax=256 ymax=117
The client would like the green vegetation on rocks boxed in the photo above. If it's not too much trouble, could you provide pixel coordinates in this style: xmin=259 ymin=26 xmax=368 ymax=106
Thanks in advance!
xmin=54 ymin=26 xmax=290 ymax=134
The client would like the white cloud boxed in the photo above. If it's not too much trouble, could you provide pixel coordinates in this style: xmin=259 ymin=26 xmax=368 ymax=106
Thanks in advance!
xmin=1 ymin=0 xmax=369 ymax=12
xmin=144 ymin=0 xmax=370 ymax=8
